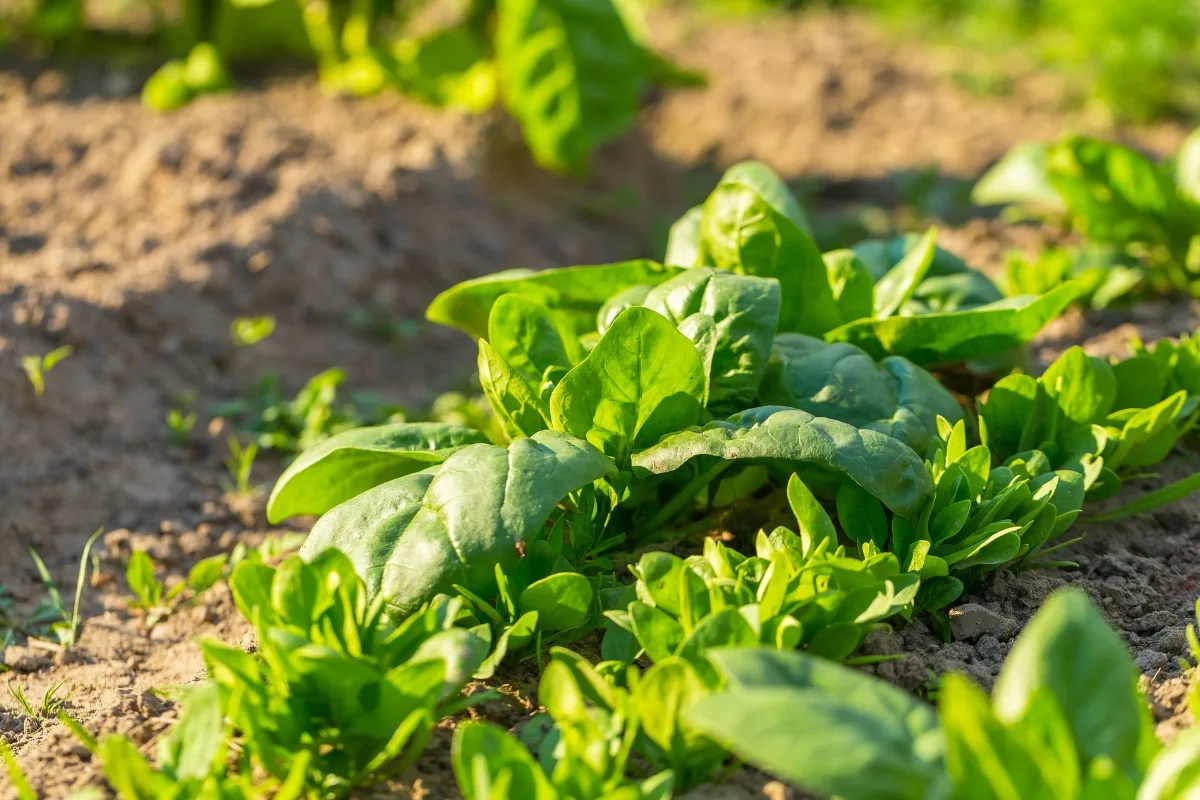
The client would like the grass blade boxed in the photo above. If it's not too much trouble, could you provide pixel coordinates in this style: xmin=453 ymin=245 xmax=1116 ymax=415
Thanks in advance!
xmin=1086 ymin=472 xmax=1200 ymax=523
xmin=0 ymin=738 xmax=37 ymax=800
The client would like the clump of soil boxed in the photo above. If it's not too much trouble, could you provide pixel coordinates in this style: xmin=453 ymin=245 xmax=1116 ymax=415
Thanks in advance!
xmin=2 ymin=7 xmax=1199 ymax=799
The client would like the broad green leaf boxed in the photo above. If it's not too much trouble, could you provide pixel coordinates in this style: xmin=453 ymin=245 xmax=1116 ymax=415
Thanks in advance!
xmin=993 ymin=588 xmax=1147 ymax=781
xmin=759 ymin=334 xmax=963 ymax=453
xmin=688 ymin=648 xmax=948 ymax=800
xmin=517 ymin=572 xmax=594 ymax=631
xmin=300 ymin=431 xmax=616 ymax=617
xmin=426 ymin=260 xmax=682 ymax=341
xmin=1112 ymin=355 xmax=1168 ymax=412
xmin=495 ymin=0 xmax=646 ymax=173
xmin=972 ymin=142 xmax=1063 ymax=209
xmin=629 ymin=601 xmax=685 ymax=662
xmin=633 ymin=407 xmax=933 ymax=517
xmin=826 ymin=283 xmax=1082 ymax=366
xmin=550 ymin=306 xmax=705 ymax=463
xmin=837 ymin=481 xmax=888 ymax=551
xmin=664 ymin=205 xmax=705 ymax=267
xmin=1040 ymin=347 xmax=1116 ymax=428
xmin=823 ymin=249 xmax=876 ymax=323
xmin=636 ymin=657 xmax=715 ymax=756
xmin=598 ymin=284 xmax=654 ymax=335
xmin=700 ymin=162 xmax=839 ymax=336
xmin=677 ymin=606 xmax=758 ymax=662
xmin=488 ymin=294 xmax=575 ymax=388
xmin=939 ymin=674 xmax=1067 ymax=800
xmin=979 ymin=373 xmax=1040 ymax=457
xmin=266 ymin=422 xmax=489 ymax=523
xmin=641 ymin=268 xmax=781 ymax=415
xmin=788 ymin=474 xmax=836 ymax=557
xmin=388 ymin=28 xmax=497 ymax=113
xmin=453 ymin=721 xmax=558 ymax=800
xmin=874 ymin=229 xmax=938 ymax=319
xmin=478 ymin=338 xmax=552 ymax=439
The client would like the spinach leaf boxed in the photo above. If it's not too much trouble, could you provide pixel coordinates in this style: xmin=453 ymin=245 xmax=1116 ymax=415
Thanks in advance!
xmin=992 ymin=588 xmax=1151 ymax=782
xmin=758 ymin=334 xmax=963 ymax=453
xmin=488 ymin=293 xmax=576 ymax=386
xmin=478 ymin=338 xmax=553 ymax=439
xmin=823 ymin=249 xmax=876 ymax=323
xmin=664 ymin=205 xmax=705 ymax=267
xmin=687 ymin=648 xmax=947 ymax=800
xmin=971 ymin=141 xmax=1064 ymax=209
xmin=632 ymin=406 xmax=932 ymax=517
xmin=266 ymin=423 xmax=490 ymax=523
xmin=299 ymin=430 xmax=616 ymax=617
xmin=826 ymin=283 xmax=1082 ymax=365
xmin=550 ymin=306 xmax=706 ymax=464
xmin=699 ymin=162 xmax=839 ymax=336
xmin=640 ymin=268 xmax=781 ymax=415
xmin=494 ymin=0 xmax=645 ymax=173
xmin=426 ymin=260 xmax=682 ymax=341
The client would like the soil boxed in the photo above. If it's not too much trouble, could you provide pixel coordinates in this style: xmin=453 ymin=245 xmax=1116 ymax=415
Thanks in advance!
xmin=2 ymin=6 xmax=1200 ymax=799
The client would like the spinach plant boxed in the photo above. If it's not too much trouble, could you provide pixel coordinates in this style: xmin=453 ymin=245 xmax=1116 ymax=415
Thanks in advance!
xmin=21 ymin=345 xmax=72 ymax=398
xmin=975 ymin=131 xmax=1200 ymax=299
xmin=126 ymin=551 xmax=228 ymax=628
xmin=605 ymin=482 xmax=919 ymax=667
xmin=687 ymin=587 xmax=1198 ymax=800
xmin=979 ymin=343 xmax=1200 ymax=506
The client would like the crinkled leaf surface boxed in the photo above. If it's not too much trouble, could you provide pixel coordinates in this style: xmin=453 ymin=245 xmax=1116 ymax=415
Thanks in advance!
xmin=550 ymin=306 xmax=705 ymax=462
xmin=686 ymin=648 xmax=947 ymax=800
xmin=759 ymin=334 xmax=963 ymax=453
xmin=632 ymin=406 xmax=932 ymax=517
xmin=826 ymin=283 xmax=1082 ymax=365
xmin=300 ymin=430 xmax=616 ymax=617
xmin=426 ymin=260 xmax=682 ymax=341
xmin=700 ymin=162 xmax=839 ymax=336
xmin=267 ymin=422 xmax=490 ymax=523
xmin=495 ymin=0 xmax=647 ymax=173
xmin=641 ymin=268 xmax=781 ymax=415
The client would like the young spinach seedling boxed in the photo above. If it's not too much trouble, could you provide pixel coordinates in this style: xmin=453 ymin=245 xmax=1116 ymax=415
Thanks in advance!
xmin=21 ymin=345 xmax=72 ymax=398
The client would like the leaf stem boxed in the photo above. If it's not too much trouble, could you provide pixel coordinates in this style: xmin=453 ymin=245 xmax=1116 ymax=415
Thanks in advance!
xmin=634 ymin=461 xmax=732 ymax=541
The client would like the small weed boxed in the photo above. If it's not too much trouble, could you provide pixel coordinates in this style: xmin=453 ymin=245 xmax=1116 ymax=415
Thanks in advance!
xmin=21 ymin=345 xmax=73 ymax=398
xmin=222 ymin=437 xmax=258 ymax=496
xmin=127 ymin=550 xmax=229 ymax=628
xmin=8 ymin=679 xmax=70 ymax=718
xmin=26 ymin=528 xmax=104 ymax=649
xmin=229 ymin=315 xmax=276 ymax=347
xmin=166 ymin=391 xmax=198 ymax=447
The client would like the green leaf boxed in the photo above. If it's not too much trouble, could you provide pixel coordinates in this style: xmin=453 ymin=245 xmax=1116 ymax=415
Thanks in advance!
xmin=688 ymin=648 xmax=947 ymax=800
xmin=267 ymin=422 xmax=489 ymax=523
xmin=426 ymin=260 xmax=682 ymax=341
xmin=700 ymin=161 xmax=839 ymax=336
xmin=517 ymin=572 xmax=594 ymax=631
xmin=823 ymin=249 xmax=876 ymax=324
xmin=993 ymin=588 xmax=1147 ymax=781
xmin=759 ymin=334 xmax=964 ymax=453
xmin=1086 ymin=470 xmax=1200 ymax=522
xmin=488 ymin=293 xmax=575 ymax=387
xmin=664 ymin=205 xmax=705 ymax=267
xmin=873 ymin=229 xmax=937 ymax=320
xmin=299 ymin=430 xmax=616 ymax=617
xmin=1112 ymin=355 xmax=1167 ymax=411
xmin=1041 ymin=347 xmax=1116 ymax=428
xmin=641 ymin=268 xmax=781 ymax=415
xmin=453 ymin=721 xmax=558 ymax=800
xmin=495 ymin=0 xmax=647 ymax=173
xmin=837 ymin=481 xmax=889 ymax=551
xmin=633 ymin=407 xmax=933 ymax=517
xmin=126 ymin=551 xmax=161 ymax=608
xmin=972 ymin=142 xmax=1063 ymax=209
xmin=939 ymin=673 xmax=1068 ymax=800
xmin=550 ymin=306 xmax=705 ymax=463
xmin=479 ymin=338 xmax=553 ymax=439
xmin=1139 ymin=727 xmax=1200 ymax=800
xmin=678 ymin=606 xmax=758 ymax=662
xmin=387 ymin=28 xmax=497 ymax=113
xmin=826 ymin=282 xmax=1082 ymax=366
xmin=629 ymin=600 xmax=685 ymax=662
xmin=187 ymin=554 xmax=228 ymax=595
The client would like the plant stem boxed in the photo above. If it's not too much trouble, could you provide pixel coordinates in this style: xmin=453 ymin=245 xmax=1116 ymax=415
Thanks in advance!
xmin=634 ymin=461 xmax=731 ymax=541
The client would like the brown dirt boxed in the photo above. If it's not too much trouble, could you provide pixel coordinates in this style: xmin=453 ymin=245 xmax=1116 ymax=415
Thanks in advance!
xmin=2 ymin=6 xmax=1200 ymax=799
